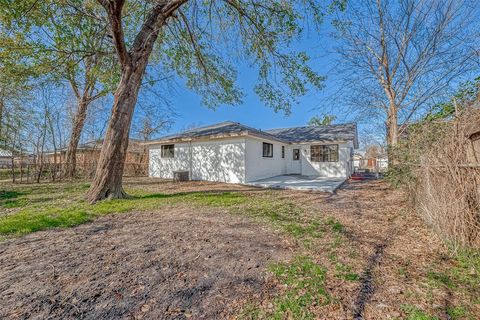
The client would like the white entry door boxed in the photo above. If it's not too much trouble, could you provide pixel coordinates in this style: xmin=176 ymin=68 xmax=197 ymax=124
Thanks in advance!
xmin=288 ymin=148 xmax=301 ymax=174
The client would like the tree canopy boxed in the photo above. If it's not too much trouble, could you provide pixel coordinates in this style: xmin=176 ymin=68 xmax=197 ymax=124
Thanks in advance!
xmin=308 ymin=113 xmax=337 ymax=126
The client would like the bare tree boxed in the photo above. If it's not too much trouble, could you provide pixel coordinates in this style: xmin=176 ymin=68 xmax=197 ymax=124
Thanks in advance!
xmin=334 ymin=0 xmax=479 ymax=157
xmin=136 ymin=117 xmax=171 ymax=142
xmin=63 ymin=54 xmax=115 ymax=178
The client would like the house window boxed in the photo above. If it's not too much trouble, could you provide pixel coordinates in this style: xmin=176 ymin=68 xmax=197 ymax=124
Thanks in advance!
xmin=311 ymin=145 xmax=338 ymax=162
xmin=281 ymin=146 xmax=285 ymax=158
xmin=263 ymin=142 xmax=273 ymax=157
xmin=293 ymin=149 xmax=300 ymax=160
xmin=161 ymin=144 xmax=174 ymax=158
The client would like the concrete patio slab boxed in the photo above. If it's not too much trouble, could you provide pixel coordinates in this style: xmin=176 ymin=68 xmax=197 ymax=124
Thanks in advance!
xmin=246 ymin=175 xmax=345 ymax=193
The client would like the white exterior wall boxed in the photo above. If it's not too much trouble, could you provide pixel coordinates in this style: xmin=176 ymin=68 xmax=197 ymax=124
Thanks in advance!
xmin=190 ymin=139 xmax=245 ymax=183
xmin=149 ymin=136 xmax=355 ymax=183
xmin=149 ymin=142 xmax=191 ymax=178
xmin=149 ymin=138 xmax=246 ymax=183
xmin=244 ymin=137 xmax=287 ymax=182
xmin=300 ymin=141 xmax=354 ymax=178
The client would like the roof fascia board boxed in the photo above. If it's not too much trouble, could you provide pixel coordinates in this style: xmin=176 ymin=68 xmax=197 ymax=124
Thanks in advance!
xmin=290 ymin=140 xmax=351 ymax=145
xmin=144 ymin=132 xmax=250 ymax=146
xmin=244 ymin=131 xmax=290 ymax=144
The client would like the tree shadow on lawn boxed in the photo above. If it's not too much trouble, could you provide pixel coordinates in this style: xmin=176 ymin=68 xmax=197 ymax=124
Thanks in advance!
xmin=0 ymin=190 xmax=25 ymax=200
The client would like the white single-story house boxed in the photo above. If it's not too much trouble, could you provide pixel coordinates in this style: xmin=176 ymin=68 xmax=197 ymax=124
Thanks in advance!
xmin=146 ymin=121 xmax=358 ymax=184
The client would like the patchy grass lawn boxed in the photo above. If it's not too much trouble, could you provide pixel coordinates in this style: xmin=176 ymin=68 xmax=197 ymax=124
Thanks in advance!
xmin=0 ymin=182 xmax=247 ymax=237
xmin=0 ymin=178 xmax=479 ymax=319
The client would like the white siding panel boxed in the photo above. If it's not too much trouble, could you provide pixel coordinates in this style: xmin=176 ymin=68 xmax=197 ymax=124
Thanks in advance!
xmin=245 ymin=138 xmax=287 ymax=182
xmin=149 ymin=138 xmax=246 ymax=183
xmin=149 ymin=143 xmax=191 ymax=179
xmin=191 ymin=139 xmax=245 ymax=183
xmin=149 ymin=137 xmax=355 ymax=183
xmin=300 ymin=142 xmax=353 ymax=178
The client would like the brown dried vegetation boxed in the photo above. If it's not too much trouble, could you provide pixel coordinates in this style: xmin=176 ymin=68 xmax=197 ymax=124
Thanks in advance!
xmin=392 ymin=108 xmax=480 ymax=249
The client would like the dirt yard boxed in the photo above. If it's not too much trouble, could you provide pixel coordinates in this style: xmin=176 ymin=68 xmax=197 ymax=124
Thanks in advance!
xmin=0 ymin=207 xmax=291 ymax=319
xmin=0 ymin=178 xmax=478 ymax=319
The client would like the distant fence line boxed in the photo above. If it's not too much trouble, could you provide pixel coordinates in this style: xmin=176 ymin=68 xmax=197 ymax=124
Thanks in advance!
xmin=1 ymin=161 xmax=147 ymax=183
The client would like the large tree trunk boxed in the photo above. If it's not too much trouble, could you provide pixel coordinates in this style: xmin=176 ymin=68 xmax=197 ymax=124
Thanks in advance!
xmin=86 ymin=64 xmax=147 ymax=202
xmin=63 ymin=99 xmax=89 ymax=178
xmin=36 ymin=114 xmax=48 ymax=183
xmin=386 ymin=106 xmax=399 ymax=166
xmin=386 ymin=112 xmax=398 ymax=146
xmin=0 ymin=97 xmax=4 ymax=138
xmin=88 ymin=0 xmax=186 ymax=202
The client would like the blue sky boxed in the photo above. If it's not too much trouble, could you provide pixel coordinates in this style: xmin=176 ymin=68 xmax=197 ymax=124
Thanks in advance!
xmin=135 ymin=1 xmax=479 ymax=143
xmin=164 ymin=23 xmax=347 ymax=134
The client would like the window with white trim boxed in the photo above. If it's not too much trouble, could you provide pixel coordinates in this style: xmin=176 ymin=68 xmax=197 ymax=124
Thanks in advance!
xmin=263 ymin=142 xmax=273 ymax=157
xmin=161 ymin=144 xmax=174 ymax=158
xmin=293 ymin=149 xmax=300 ymax=160
xmin=310 ymin=145 xmax=338 ymax=162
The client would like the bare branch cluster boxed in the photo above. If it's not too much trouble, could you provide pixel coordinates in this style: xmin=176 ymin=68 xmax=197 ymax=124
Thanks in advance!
xmin=333 ymin=0 xmax=479 ymax=147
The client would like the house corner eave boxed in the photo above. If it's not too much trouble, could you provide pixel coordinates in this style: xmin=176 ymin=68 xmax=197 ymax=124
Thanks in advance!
xmin=354 ymin=124 xmax=359 ymax=149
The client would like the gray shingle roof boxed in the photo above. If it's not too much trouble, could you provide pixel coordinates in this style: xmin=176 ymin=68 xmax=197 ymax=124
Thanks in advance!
xmin=148 ymin=121 xmax=287 ymax=143
xmin=147 ymin=121 xmax=358 ymax=148
xmin=265 ymin=123 xmax=358 ymax=147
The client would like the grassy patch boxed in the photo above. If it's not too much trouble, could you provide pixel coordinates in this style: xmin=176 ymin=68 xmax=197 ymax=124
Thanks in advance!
xmin=426 ymin=271 xmax=454 ymax=288
xmin=446 ymin=306 xmax=467 ymax=320
xmin=1 ymin=180 xmax=327 ymax=242
xmin=450 ymin=248 xmax=480 ymax=290
xmin=401 ymin=305 xmax=439 ymax=320
xmin=281 ymin=220 xmax=323 ymax=238
xmin=0 ymin=190 xmax=27 ymax=208
xmin=334 ymin=262 xmax=359 ymax=281
xmin=0 ymin=190 xmax=24 ymax=200
xmin=0 ymin=183 xmax=251 ymax=237
xmin=242 ymin=256 xmax=330 ymax=319
xmin=0 ymin=169 xmax=20 ymax=180
xmin=0 ymin=208 xmax=92 ymax=234
xmin=325 ymin=217 xmax=345 ymax=233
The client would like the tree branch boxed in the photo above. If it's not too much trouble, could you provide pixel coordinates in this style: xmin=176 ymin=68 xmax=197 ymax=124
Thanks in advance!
xmin=98 ymin=0 xmax=130 ymax=68
xmin=178 ymin=9 xmax=210 ymax=84
xmin=130 ymin=0 xmax=188 ymax=64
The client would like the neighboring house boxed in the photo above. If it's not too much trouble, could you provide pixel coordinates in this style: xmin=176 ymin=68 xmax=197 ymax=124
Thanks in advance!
xmin=376 ymin=153 xmax=389 ymax=170
xmin=0 ymin=148 xmax=12 ymax=168
xmin=352 ymin=149 xmax=388 ymax=172
xmin=0 ymin=148 xmax=32 ymax=168
xmin=43 ymin=139 xmax=148 ymax=176
xmin=146 ymin=121 xmax=358 ymax=184
xmin=353 ymin=153 xmax=364 ymax=170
